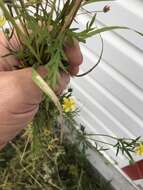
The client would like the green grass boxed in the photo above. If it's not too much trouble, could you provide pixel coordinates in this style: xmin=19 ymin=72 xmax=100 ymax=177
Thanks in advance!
xmin=0 ymin=125 xmax=111 ymax=190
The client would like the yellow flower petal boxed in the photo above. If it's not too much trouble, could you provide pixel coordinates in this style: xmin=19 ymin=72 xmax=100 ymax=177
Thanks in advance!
xmin=135 ymin=144 xmax=143 ymax=156
xmin=62 ymin=97 xmax=76 ymax=113
xmin=0 ymin=16 xmax=6 ymax=27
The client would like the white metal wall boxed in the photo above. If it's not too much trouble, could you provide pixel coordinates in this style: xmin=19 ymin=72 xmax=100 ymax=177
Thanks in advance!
xmin=71 ymin=0 xmax=143 ymax=188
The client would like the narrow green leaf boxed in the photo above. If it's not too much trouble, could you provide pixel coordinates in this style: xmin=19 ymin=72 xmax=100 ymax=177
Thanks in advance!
xmin=89 ymin=13 xmax=96 ymax=28
xmin=32 ymin=68 xmax=62 ymax=113
xmin=116 ymin=146 xmax=120 ymax=156
xmin=0 ymin=0 xmax=23 ymax=36
xmin=78 ymin=26 xmax=143 ymax=39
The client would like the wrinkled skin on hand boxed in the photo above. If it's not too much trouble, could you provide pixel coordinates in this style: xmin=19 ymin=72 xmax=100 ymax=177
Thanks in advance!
xmin=0 ymin=32 xmax=83 ymax=149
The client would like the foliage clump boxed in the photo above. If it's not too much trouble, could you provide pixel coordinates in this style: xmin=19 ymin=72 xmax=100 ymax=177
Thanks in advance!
xmin=0 ymin=1 xmax=143 ymax=189
xmin=0 ymin=125 xmax=111 ymax=190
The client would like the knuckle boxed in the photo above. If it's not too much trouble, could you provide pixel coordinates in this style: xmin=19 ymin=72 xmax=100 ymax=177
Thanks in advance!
xmin=72 ymin=52 xmax=83 ymax=66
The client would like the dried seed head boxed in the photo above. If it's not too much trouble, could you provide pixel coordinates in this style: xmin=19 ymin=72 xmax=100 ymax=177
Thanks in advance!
xmin=103 ymin=5 xmax=111 ymax=13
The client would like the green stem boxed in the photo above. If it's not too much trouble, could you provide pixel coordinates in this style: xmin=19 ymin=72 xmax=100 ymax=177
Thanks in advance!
xmin=59 ymin=0 xmax=84 ymax=35
xmin=20 ymin=136 xmax=30 ymax=163
xmin=0 ymin=0 xmax=42 ymax=64
xmin=0 ymin=0 xmax=23 ymax=42
xmin=21 ymin=164 xmax=43 ymax=188
xmin=18 ymin=0 xmax=30 ymax=35
xmin=86 ymin=137 xmax=114 ymax=146
xmin=85 ymin=133 xmax=118 ymax=140
xmin=77 ymin=170 xmax=84 ymax=190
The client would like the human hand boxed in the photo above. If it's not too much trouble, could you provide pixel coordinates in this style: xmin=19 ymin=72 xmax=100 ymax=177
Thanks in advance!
xmin=0 ymin=33 xmax=83 ymax=149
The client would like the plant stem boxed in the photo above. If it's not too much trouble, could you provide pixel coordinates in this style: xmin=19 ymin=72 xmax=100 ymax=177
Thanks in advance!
xmin=85 ymin=133 xmax=118 ymax=140
xmin=77 ymin=170 xmax=84 ymax=190
xmin=21 ymin=164 xmax=43 ymax=188
xmin=59 ymin=0 xmax=84 ymax=35
xmin=19 ymin=0 xmax=29 ymax=35
xmin=86 ymin=137 xmax=114 ymax=146
xmin=20 ymin=136 xmax=30 ymax=163
xmin=0 ymin=0 xmax=23 ymax=43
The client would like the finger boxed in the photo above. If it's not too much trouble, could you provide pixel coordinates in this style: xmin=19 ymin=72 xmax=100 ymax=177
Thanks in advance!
xmin=37 ymin=68 xmax=70 ymax=95
xmin=11 ymin=67 xmax=47 ymax=105
xmin=68 ymin=66 xmax=79 ymax=76
xmin=12 ymin=67 xmax=67 ymax=105
xmin=37 ymin=69 xmax=70 ymax=96
xmin=38 ymin=68 xmax=70 ymax=96
xmin=64 ymin=40 xmax=83 ymax=75
xmin=37 ymin=66 xmax=48 ymax=77
xmin=0 ymin=32 xmax=20 ymax=71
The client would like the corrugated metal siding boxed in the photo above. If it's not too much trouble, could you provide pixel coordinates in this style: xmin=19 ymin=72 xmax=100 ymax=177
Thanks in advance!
xmin=71 ymin=0 xmax=143 ymax=188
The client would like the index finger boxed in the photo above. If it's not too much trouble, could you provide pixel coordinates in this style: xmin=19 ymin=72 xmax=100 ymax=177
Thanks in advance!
xmin=64 ymin=40 xmax=83 ymax=75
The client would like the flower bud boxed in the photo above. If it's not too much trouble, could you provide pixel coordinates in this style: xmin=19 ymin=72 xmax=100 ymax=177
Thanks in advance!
xmin=103 ymin=5 xmax=111 ymax=13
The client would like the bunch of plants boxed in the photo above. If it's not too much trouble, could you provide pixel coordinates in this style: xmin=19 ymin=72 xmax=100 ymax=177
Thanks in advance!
xmin=0 ymin=0 xmax=143 ymax=189
xmin=0 ymin=114 xmax=111 ymax=190
xmin=0 ymin=89 xmax=142 ymax=190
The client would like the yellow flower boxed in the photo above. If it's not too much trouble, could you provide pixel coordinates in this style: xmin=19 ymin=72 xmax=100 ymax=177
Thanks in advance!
xmin=135 ymin=144 xmax=143 ymax=156
xmin=43 ymin=128 xmax=51 ymax=137
xmin=62 ymin=97 xmax=76 ymax=112
xmin=0 ymin=16 xmax=6 ymax=28
xmin=47 ymin=143 xmax=55 ymax=151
